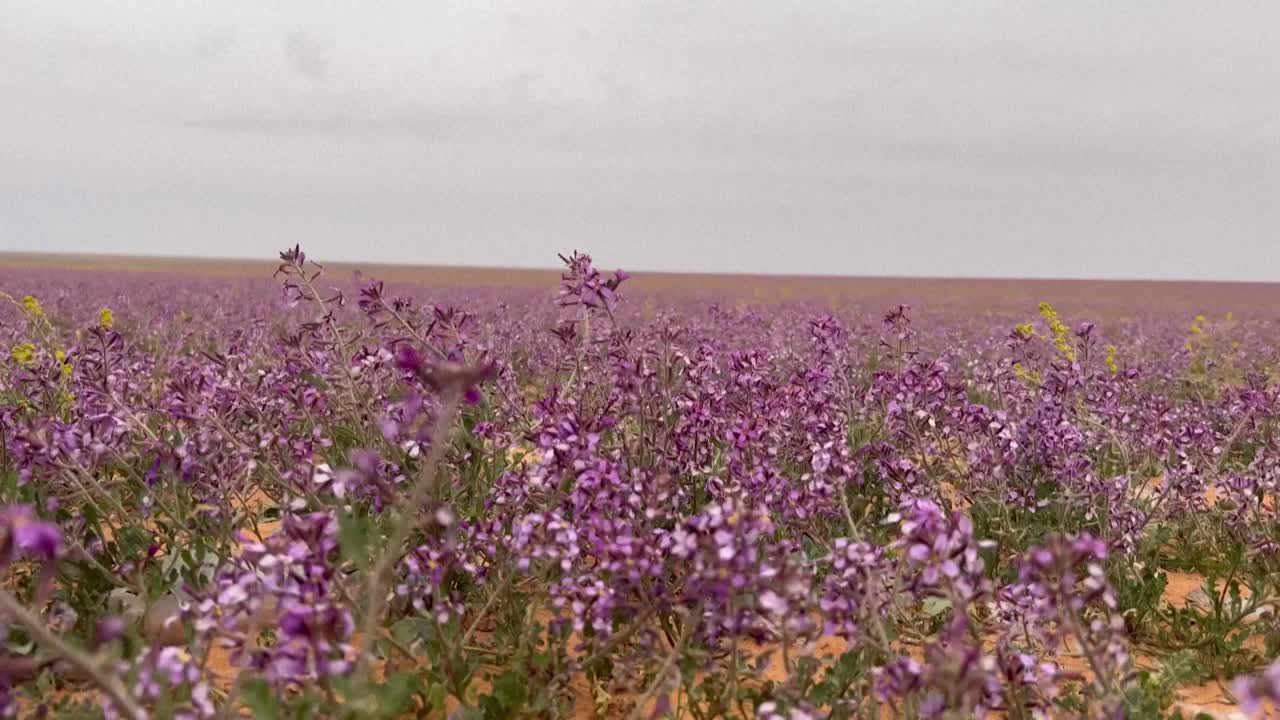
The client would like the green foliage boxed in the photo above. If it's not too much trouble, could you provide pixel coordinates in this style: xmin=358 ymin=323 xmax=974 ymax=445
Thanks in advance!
xmin=476 ymin=670 xmax=529 ymax=719
xmin=1120 ymin=651 xmax=1200 ymax=719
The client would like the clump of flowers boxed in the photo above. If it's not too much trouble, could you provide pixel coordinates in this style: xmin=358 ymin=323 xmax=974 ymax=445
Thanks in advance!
xmin=192 ymin=511 xmax=355 ymax=688
xmin=1037 ymin=302 xmax=1076 ymax=362
xmin=557 ymin=251 xmax=630 ymax=314
xmin=7 ymin=343 xmax=35 ymax=368
xmin=659 ymin=494 xmax=812 ymax=642
xmin=1001 ymin=533 xmax=1130 ymax=713
xmin=890 ymin=497 xmax=993 ymax=606
xmin=818 ymin=538 xmax=892 ymax=642
xmin=21 ymin=295 xmax=44 ymax=319
xmin=103 ymin=646 xmax=215 ymax=720
xmin=1104 ymin=344 xmax=1118 ymax=375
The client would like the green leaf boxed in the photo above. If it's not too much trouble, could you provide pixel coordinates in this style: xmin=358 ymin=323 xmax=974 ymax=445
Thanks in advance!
xmin=331 ymin=425 xmax=362 ymax=451
xmin=300 ymin=371 xmax=329 ymax=390
xmin=923 ymin=596 xmax=952 ymax=618
xmin=242 ymin=679 xmax=283 ymax=720
xmin=381 ymin=672 xmax=422 ymax=718
xmin=82 ymin=501 xmax=99 ymax=529
xmin=6 ymin=629 xmax=34 ymax=656
xmin=339 ymin=511 xmax=374 ymax=570
xmin=477 ymin=670 xmax=529 ymax=719
xmin=427 ymin=682 xmax=448 ymax=713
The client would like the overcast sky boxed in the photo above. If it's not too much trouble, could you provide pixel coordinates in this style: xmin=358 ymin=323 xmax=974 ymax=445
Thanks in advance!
xmin=1 ymin=2 xmax=1277 ymax=280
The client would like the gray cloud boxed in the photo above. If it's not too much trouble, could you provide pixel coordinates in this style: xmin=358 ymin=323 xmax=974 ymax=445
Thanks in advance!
xmin=282 ymin=31 xmax=331 ymax=80
xmin=176 ymin=99 xmax=508 ymax=141
xmin=194 ymin=27 xmax=236 ymax=60
xmin=0 ymin=1 xmax=1277 ymax=280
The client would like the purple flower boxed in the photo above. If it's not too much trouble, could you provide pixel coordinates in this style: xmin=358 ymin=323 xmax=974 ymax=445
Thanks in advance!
xmin=0 ymin=505 xmax=63 ymax=568
xmin=890 ymin=497 xmax=992 ymax=605
xmin=393 ymin=344 xmax=424 ymax=375
xmin=1232 ymin=660 xmax=1280 ymax=718
xmin=103 ymin=645 xmax=214 ymax=720
xmin=95 ymin=616 xmax=127 ymax=647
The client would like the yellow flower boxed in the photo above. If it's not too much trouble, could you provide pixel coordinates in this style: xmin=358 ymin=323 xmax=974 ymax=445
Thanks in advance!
xmin=1105 ymin=345 xmax=1118 ymax=375
xmin=99 ymin=308 xmax=115 ymax=330
xmin=1037 ymin=302 xmax=1076 ymax=362
xmin=10 ymin=343 xmax=36 ymax=367
xmin=1013 ymin=362 xmax=1042 ymax=387
xmin=55 ymin=350 xmax=72 ymax=379
xmin=1013 ymin=322 xmax=1036 ymax=339
xmin=22 ymin=295 xmax=44 ymax=318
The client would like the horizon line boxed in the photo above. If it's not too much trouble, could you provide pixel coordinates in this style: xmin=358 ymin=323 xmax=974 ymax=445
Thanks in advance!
xmin=1 ymin=249 xmax=1276 ymax=287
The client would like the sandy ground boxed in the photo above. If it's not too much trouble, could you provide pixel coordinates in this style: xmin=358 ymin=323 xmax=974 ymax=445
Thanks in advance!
xmin=4 ymin=251 xmax=1280 ymax=315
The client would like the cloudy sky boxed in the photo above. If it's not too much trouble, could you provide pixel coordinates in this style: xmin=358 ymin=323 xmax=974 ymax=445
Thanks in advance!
xmin=1 ymin=2 xmax=1277 ymax=280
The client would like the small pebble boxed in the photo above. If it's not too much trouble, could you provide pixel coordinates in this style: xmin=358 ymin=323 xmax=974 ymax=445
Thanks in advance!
xmin=142 ymin=594 xmax=186 ymax=646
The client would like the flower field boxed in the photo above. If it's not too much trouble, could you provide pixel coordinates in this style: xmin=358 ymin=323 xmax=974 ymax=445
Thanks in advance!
xmin=2 ymin=249 xmax=1280 ymax=719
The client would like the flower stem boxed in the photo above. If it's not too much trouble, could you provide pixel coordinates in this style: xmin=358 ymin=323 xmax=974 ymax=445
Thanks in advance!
xmin=0 ymin=588 xmax=145 ymax=720
xmin=354 ymin=388 xmax=462 ymax=683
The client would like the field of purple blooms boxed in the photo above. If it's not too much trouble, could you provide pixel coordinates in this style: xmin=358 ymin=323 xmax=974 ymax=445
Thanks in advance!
xmin=2 ymin=248 xmax=1279 ymax=720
